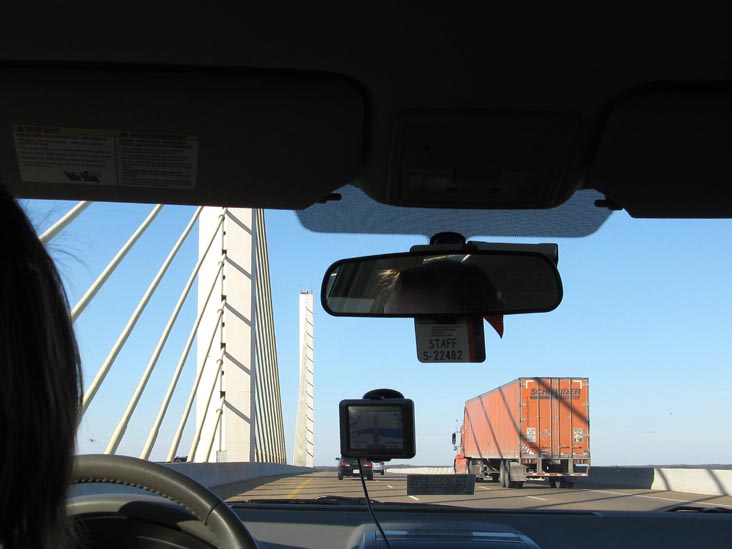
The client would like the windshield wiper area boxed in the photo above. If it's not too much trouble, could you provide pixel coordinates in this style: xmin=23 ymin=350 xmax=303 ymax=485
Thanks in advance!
xmin=665 ymin=505 xmax=732 ymax=513
xmin=236 ymin=495 xmax=381 ymax=505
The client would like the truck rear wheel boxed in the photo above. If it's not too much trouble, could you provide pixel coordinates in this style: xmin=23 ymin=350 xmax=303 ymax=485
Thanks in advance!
xmin=467 ymin=459 xmax=483 ymax=481
xmin=500 ymin=462 xmax=524 ymax=489
xmin=500 ymin=461 xmax=510 ymax=488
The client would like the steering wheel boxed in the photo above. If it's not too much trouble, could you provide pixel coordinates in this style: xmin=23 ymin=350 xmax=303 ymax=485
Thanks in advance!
xmin=72 ymin=454 xmax=257 ymax=549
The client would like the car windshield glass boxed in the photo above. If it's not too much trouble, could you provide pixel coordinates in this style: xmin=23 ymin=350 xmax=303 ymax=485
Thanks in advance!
xmin=21 ymin=197 xmax=732 ymax=512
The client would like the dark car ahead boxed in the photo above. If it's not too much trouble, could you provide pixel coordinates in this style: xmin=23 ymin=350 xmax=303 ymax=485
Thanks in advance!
xmin=336 ymin=457 xmax=373 ymax=480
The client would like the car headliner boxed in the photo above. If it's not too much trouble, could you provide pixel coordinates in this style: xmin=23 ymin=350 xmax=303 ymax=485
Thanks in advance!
xmin=1 ymin=4 xmax=731 ymax=220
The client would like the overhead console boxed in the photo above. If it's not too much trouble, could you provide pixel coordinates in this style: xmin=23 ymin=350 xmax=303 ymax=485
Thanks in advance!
xmin=387 ymin=110 xmax=580 ymax=209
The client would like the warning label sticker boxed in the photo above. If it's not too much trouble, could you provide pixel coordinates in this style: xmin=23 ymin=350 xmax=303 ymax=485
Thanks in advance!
xmin=12 ymin=125 xmax=197 ymax=189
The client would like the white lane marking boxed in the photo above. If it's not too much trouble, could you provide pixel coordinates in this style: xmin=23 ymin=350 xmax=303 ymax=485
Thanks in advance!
xmin=387 ymin=485 xmax=394 ymax=489
xmin=526 ymin=496 xmax=548 ymax=501
xmin=478 ymin=486 xmax=492 ymax=490
xmin=591 ymin=490 xmax=732 ymax=509
xmin=409 ymin=495 xmax=420 ymax=501
xmin=637 ymin=495 xmax=694 ymax=503
xmin=593 ymin=489 xmax=689 ymax=502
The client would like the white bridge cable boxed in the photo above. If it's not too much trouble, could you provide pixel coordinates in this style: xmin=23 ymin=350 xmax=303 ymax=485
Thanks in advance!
xmin=139 ymin=259 xmax=225 ymax=460
xmin=72 ymin=204 xmax=163 ymax=321
xmin=39 ymin=200 xmax=92 ymax=244
xmin=82 ymin=204 xmax=195 ymax=414
xmin=104 ymin=207 xmax=214 ymax=454
xmin=205 ymin=407 xmax=224 ymax=462
xmin=184 ymin=354 xmax=224 ymax=462
xmin=166 ymin=310 xmax=224 ymax=462
xmin=253 ymin=209 xmax=286 ymax=463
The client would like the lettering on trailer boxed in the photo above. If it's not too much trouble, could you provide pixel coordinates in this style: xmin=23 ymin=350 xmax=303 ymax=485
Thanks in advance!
xmin=529 ymin=387 xmax=581 ymax=400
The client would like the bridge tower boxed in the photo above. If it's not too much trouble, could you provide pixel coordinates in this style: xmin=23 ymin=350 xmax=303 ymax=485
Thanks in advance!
xmin=194 ymin=207 xmax=285 ymax=463
xmin=293 ymin=291 xmax=315 ymax=467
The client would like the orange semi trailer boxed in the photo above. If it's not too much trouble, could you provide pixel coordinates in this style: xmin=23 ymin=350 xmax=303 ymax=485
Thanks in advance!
xmin=454 ymin=378 xmax=590 ymax=488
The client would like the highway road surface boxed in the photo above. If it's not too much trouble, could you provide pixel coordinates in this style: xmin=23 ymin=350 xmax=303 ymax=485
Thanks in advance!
xmin=226 ymin=472 xmax=732 ymax=512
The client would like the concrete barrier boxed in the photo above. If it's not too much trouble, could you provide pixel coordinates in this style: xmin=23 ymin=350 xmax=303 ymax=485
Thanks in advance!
xmin=164 ymin=461 xmax=310 ymax=487
xmin=164 ymin=462 xmax=312 ymax=498
xmin=568 ymin=467 xmax=732 ymax=497
xmin=387 ymin=465 xmax=732 ymax=497
xmin=72 ymin=461 xmax=313 ymax=499
xmin=651 ymin=468 xmax=732 ymax=497
xmin=573 ymin=467 xmax=655 ymax=489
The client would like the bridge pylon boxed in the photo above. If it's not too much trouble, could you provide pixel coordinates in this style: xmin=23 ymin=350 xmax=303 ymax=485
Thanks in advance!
xmin=293 ymin=291 xmax=315 ymax=467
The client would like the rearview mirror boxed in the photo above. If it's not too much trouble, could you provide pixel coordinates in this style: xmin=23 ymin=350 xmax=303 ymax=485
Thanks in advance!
xmin=322 ymin=250 xmax=562 ymax=317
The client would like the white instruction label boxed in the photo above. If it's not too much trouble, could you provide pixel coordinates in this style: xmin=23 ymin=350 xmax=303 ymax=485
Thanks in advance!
xmin=415 ymin=319 xmax=473 ymax=363
xmin=12 ymin=125 xmax=197 ymax=189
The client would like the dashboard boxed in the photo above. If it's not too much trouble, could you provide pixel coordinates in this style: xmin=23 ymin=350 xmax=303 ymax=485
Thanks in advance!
xmin=69 ymin=493 xmax=731 ymax=548
xmin=235 ymin=504 xmax=729 ymax=548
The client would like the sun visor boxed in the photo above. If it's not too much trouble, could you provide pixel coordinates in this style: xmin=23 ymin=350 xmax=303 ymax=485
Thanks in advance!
xmin=590 ymin=91 xmax=732 ymax=218
xmin=0 ymin=66 xmax=364 ymax=207
xmin=386 ymin=111 xmax=580 ymax=209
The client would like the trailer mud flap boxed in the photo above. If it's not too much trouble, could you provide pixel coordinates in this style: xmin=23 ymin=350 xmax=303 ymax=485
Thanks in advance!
xmin=509 ymin=461 xmax=528 ymax=482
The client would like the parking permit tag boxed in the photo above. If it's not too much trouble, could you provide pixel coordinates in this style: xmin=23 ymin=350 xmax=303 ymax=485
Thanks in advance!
xmin=414 ymin=317 xmax=485 ymax=363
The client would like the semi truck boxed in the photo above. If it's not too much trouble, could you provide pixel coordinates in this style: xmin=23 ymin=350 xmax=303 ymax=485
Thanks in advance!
xmin=453 ymin=377 xmax=590 ymax=488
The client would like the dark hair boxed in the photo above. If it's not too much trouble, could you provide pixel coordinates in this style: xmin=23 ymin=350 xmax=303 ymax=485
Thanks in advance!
xmin=0 ymin=185 xmax=83 ymax=548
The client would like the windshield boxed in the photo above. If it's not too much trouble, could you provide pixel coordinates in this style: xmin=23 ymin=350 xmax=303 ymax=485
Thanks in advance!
xmin=22 ymin=197 xmax=732 ymax=512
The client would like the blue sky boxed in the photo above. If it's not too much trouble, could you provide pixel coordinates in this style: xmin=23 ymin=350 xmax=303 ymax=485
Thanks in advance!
xmin=22 ymin=199 xmax=732 ymax=466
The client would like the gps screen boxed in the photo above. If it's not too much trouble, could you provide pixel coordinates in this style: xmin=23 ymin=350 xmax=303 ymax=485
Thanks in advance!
xmin=339 ymin=398 xmax=415 ymax=459
xmin=348 ymin=405 xmax=405 ymax=451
